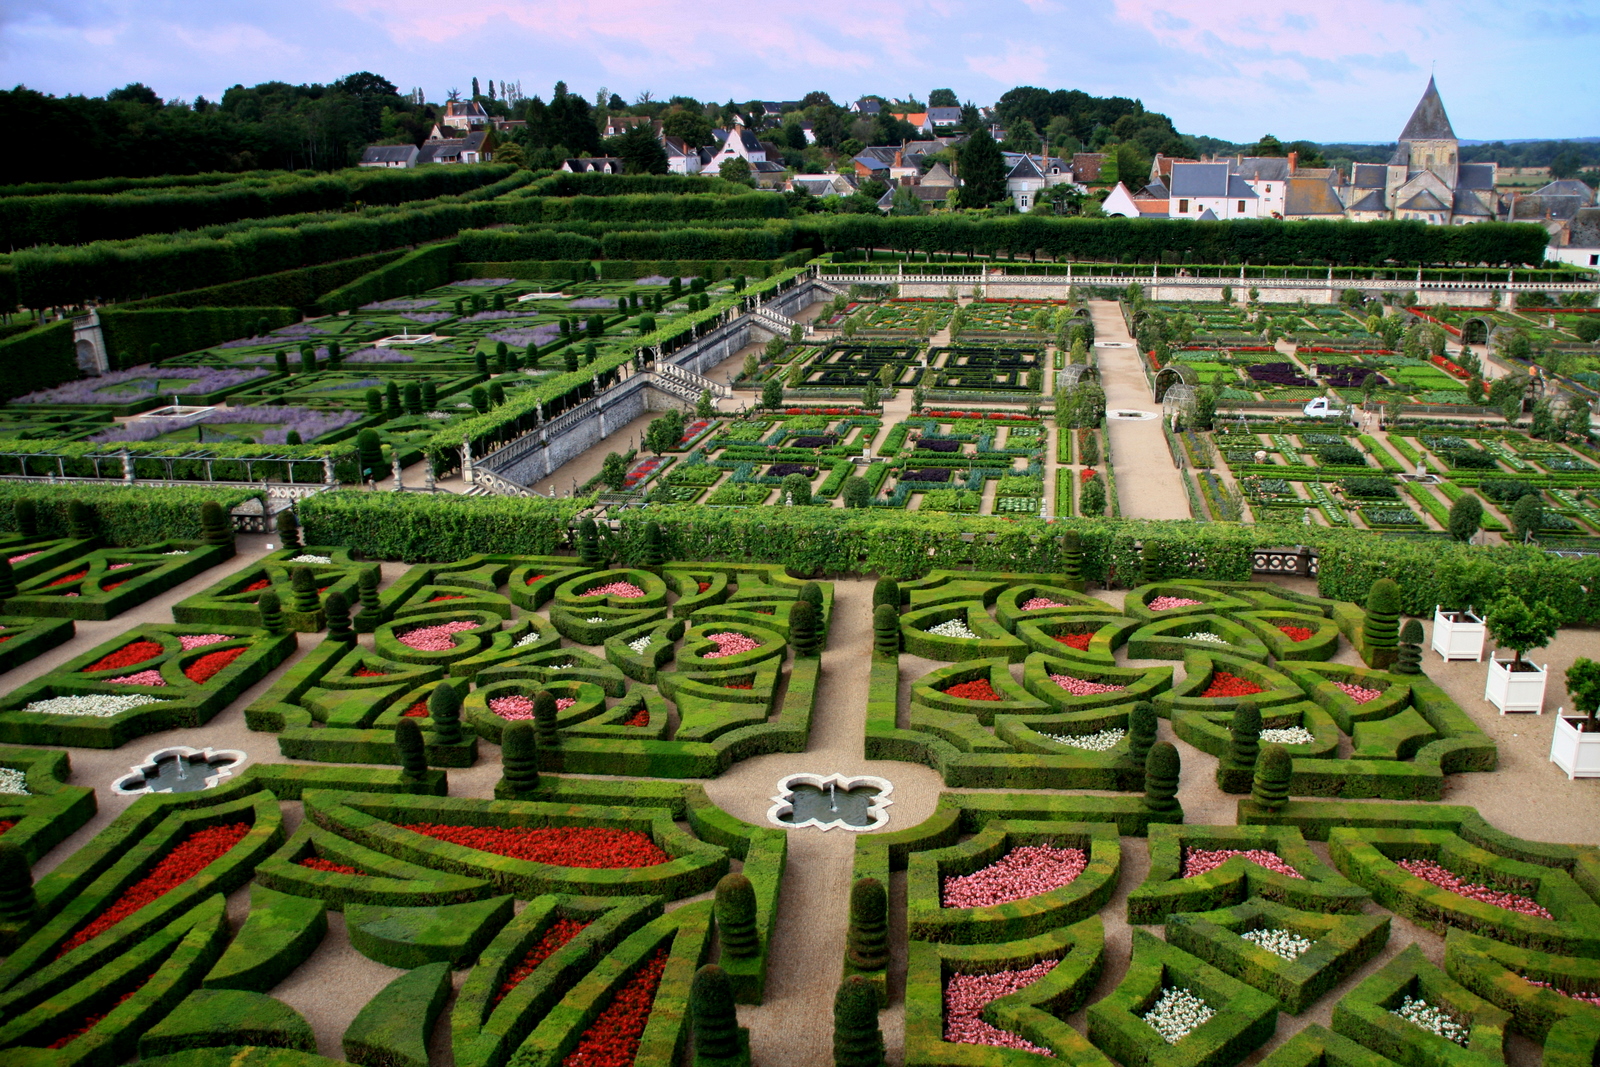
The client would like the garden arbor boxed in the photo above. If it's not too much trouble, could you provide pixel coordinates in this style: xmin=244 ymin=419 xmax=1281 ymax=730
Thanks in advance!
xmin=1154 ymin=364 xmax=1197 ymax=404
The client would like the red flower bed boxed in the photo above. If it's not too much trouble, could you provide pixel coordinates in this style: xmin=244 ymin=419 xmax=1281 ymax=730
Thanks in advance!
xmin=524 ymin=574 xmax=546 ymax=585
xmin=723 ymin=682 xmax=752 ymax=690
xmin=398 ymin=824 xmax=670 ymax=868
xmin=353 ymin=667 xmax=389 ymax=678
xmin=430 ymin=594 xmax=469 ymax=602
xmin=0 ymin=820 xmax=14 ymax=836
xmin=1053 ymin=632 xmax=1094 ymax=651
xmin=678 ymin=420 xmax=710 ymax=444
xmin=298 ymin=857 xmax=364 ymax=875
xmin=623 ymin=706 xmax=650 ymax=727
xmin=1277 ymin=625 xmax=1315 ymax=643
xmin=85 ymin=640 xmax=165 ymax=673
xmin=562 ymin=948 xmax=668 ymax=1067
xmin=495 ymin=918 xmax=591 ymax=1004
xmin=697 ymin=581 xmax=711 ymax=593
xmin=1399 ymin=859 xmax=1552 ymax=919
xmin=1080 ymin=467 xmax=1096 ymax=482
xmin=103 ymin=580 xmax=130 ymax=591
xmin=1202 ymin=672 xmax=1264 ymax=698
xmin=622 ymin=458 xmax=663 ymax=489
xmin=1431 ymin=353 xmax=1469 ymax=379
xmin=244 ymin=578 xmax=271 ymax=592
xmin=47 ymin=982 xmax=148 ymax=1048
xmin=924 ymin=410 xmax=1036 ymax=422
xmin=401 ymin=700 xmax=429 ymax=718
xmin=1183 ymin=848 xmax=1304 ymax=879
xmin=60 ymin=822 xmax=251 ymax=955
xmin=943 ymin=678 xmax=1002 ymax=701
xmin=184 ymin=646 xmax=245 ymax=684
xmin=47 ymin=570 xmax=89 ymax=587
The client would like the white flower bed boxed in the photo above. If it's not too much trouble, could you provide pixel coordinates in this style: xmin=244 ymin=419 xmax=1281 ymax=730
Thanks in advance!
xmin=1143 ymin=986 xmax=1214 ymax=1044
xmin=586 ymin=617 xmax=605 ymax=624
xmin=1047 ymin=727 xmax=1126 ymax=751
xmin=927 ymin=619 xmax=979 ymax=639
xmin=288 ymin=554 xmax=332 ymax=564
xmin=1241 ymin=927 xmax=1312 ymax=960
xmin=513 ymin=632 xmax=542 ymax=648
xmin=627 ymin=635 xmax=654 ymax=654
xmin=0 ymin=767 xmax=28 ymax=795
xmin=1391 ymin=995 xmax=1468 ymax=1046
xmin=1183 ymin=632 xmax=1227 ymax=644
xmin=1259 ymin=726 xmax=1316 ymax=745
xmin=23 ymin=694 xmax=164 ymax=718
xmin=162 ymin=549 xmax=190 ymax=556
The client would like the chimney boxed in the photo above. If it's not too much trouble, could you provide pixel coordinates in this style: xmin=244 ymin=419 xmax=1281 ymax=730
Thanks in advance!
xmin=1288 ymin=151 xmax=1298 ymax=174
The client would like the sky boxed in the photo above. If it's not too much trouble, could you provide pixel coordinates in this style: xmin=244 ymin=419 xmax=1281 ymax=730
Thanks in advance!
xmin=1 ymin=0 xmax=1595 ymax=143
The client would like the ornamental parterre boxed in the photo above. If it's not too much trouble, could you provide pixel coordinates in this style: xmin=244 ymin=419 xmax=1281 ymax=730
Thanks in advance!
xmin=22 ymin=693 xmax=165 ymax=717
xmin=702 ymin=632 xmax=758 ymax=658
xmin=1397 ymin=858 xmax=1553 ymax=919
xmin=1260 ymin=726 xmax=1316 ymax=745
xmin=1048 ymin=727 xmax=1126 ymax=751
xmin=1143 ymin=986 xmax=1215 ymax=1043
xmin=582 ymin=582 xmax=647 ymax=599
xmin=943 ymin=678 xmax=1002 ymax=701
xmin=1201 ymin=672 xmax=1264 ymax=698
xmin=1241 ymin=927 xmax=1313 ymax=960
xmin=1182 ymin=849 xmax=1304 ymax=880
xmin=926 ymin=619 xmax=979 ymax=639
xmin=945 ymin=961 xmax=1058 ymax=1055
xmin=496 ymin=918 xmax=591 ymax=1004
xmin=1053 ymin=632 xmax=1094 ymax=650
xmin=1390 ymin=995 xmax=1469 ymax=1046
xmin=562 ymin=948 xmax=668 ymax=1067
xmin=1149 ymin=597 xmax=1204 ymax=611
xmin=398 ymin=620 xmax=478 ymax=651
xmin=1336 ymin=681 xmax=1384 ymax=704
xmin=942 ymin=844 xmax=1088 ymax=908
xmin=398 ymin=824 xmax=670 ymax=868
xmin=1049 ymin=674 xmax=1125 ymax=696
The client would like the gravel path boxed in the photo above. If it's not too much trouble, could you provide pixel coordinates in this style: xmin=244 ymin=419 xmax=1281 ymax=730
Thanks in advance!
xmin=1090 ymin=301 xmax=1192 ymax=519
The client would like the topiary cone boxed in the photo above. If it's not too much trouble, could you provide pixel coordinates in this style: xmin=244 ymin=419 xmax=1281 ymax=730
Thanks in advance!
xmin=394 ymin=718 xmax=428 ymax=780
xmin=199 ymin=501 xmax=234 ymax=549
xmin=845 ymin=877 xmax=888 ymax=971
xmin=691 ymin=964 xmax=741 ymax=1061
xmin=871 ymin=579 xmax=900 ymax=613
xmin=789 ymin=600 xmax=821 ymax=658
xmin=1144 ymin=741 xmax=1181 ymax=813
xmin=577 ymin=518 xmax=605 ymax=568
xmin=429 ymin=682 xmax=463 ymax=746
xmin=257 ymin=589 xmax=285 ymax=634
xmin=798 ymin=582 xmax=823 ymax=610
xmin=1060 ymin=530 xmax=1083 ymax=584
xmin=1395 ymin=618 xmax=1424 ymax=675
xmin=1227 ymin=705 xmax=1262 ymax=769
xmin=533 ymin=690 xmax=560 ymax=748
xmin=324 ymin=591 xmax=354 ymax=641
xmin=1126 ymin=701 xmax=1157 ymax=769
xmin=289 ymin=566 xmax=319 ymax=613
xmin=502 ymin=721 xmax=540 ymax=792
xmin=275 ymin=509 xmax=303 ymax=550
xmin=872 ymin=604 xmax=900 ymax=657
xmin=1252 ymin=743 xmax=1292 ymax=811
xmin=714 ymin=873 xmax=759 ymax=958
xmin=833 ymin=975 xmax=885 ymax=1067
xmin=1364 ymin=578 xmax=1401 ymax=667
xmin=66 ymin=499 xmax=94 ymax=540
xmin=642 ymin=521 xmax=666 ymax=569
xmin=0 ymin=840 xmax=36 ymax=921
xmin=354 ymin=569 xmax=381 ymax=632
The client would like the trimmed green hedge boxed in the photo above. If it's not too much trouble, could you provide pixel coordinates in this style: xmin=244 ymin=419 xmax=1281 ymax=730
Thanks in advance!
xmin=0 ymin=319 xmax=76 ymax=402
xmin=138 ymin=988 xmax=316 ymax=1057
xmin=343 ymin=962 xmax=452 ymax=1067
xmin=0 ymin=485 xmax=262 ymax=545
xmin=99 ymin=306 xmax=297 ymax=369
xmin=202 ymin=885 xmax=327 ymax=993
xmin=1329 ymin=944 xmax=1509 ymax=1067
xmin=7 ymin=540 xmax=232 ymax=620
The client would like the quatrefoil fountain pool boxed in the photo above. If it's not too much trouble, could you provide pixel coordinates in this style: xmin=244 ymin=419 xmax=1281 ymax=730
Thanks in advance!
xmin=767 ymin=773 xmax=893 ymax=831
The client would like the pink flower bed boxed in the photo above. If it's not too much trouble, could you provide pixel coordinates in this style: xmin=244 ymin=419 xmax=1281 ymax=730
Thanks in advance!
xmin=106 ymin=669 xmax=166 ymax=686
xmin=178 ymin=634 xmax=230 ymax=651
xmin=942 ymin=845 xmax=1088 ymax=908
xmin=702 ymin=633 xmax=758 ymax=659
xmin=1022 ymin=597 xmax=1065 ymax=610
xmin=582 ymin=582 xmax=646 ymax=599
xmin=489 ymin=695 xmax=579 ymax=721
xmin=945 ymin=961 xmax=1058 ymax=1054
xmin=556 ymin=698 xmax=576 ymax=711
xmin=1398 ymin=859 xmax=1553 ymax=919
xmin=1526 ymin=979 xmax=1600 ymax=1007
xmin=108 ymin=562 xmax=134 ymax=571
xmin=1149 ymin=596 xmax=1203 ymax=611
xmin=398 ymin=620 xmax=478 ymax=651
xmin=1182 ymin=849 xmax=1304 ymax=880
xmin=1050 ymin=674 xmax=1125 ymax=696
xmin=1335 ymin=681 xmax=1383 ymax=704
xmin=7 ymin=552 xmax=39 ymax=564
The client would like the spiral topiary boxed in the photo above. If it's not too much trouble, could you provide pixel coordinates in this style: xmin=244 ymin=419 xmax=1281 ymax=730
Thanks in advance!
xmin=690 ymin=964 xmax=741 ymax=1061
xmin=257 ymin=589 xmax=285 ymax=634
xmin=798 ymin=582 xmax=824 ymax=611
xmin=642 ymin=521 xmax=666 ymax=569
xmin=275 ymin=509 xmax=302 ymax=550
xmin=429 ymin=682 xmax=463 ymax=745
xmin=1227 ymin=705 xmax=1262 ymax=769
xmin=1144 ymin=741 xmax=1181 ymax=813
xmin=1060 ymin=530 xmax=1083 ymax=585
xmin=1395 ymin=618 xmax=1424 ymax=675
xmin=714 ymin=873 xmax=759 ymax=958
xmin=871 ymin=578 xmax=900 ymax=613
xmin=1364 ymin=578 xmax=1401 ymax=666
xmin=355 ymin=569 xmax=381 ymax=632
xmin=576 ymin=517 xmax=605 ymax=568
xmin=0 ymin=840 xmax=35 ymax=920
xmin=846 ymin=877 xmax=888 ymax=971
xmin=1126 ymin=701 xmax=1157 ymax=769
xmin=1252 ymin=743 xmax=1292 ymax=811
xmin=533 ymin=690 xmax=560 ymax=748
xmin=13 ymin=498 xmax=37 ymax=537
xmin=289 ymin=566 xmax=319 ymax=613
xmin=789 ymin=600 xmax=822 ymax=658
xmin=502 ymin=721 xmax=540 ymax=792
xmin=833 ymin=976 xmax=885 ymax=1067
xmin=199 ymin=501 xmax=233 ymax=549
xmin=324 ymin=591 xmax=354 ymax=641
xmin=66 ymin=499 xmax=94 ymax=540
xmin=394 ymin=718 xmax=428 ymax=780
xmin=872 ymin=603 xmax=900 ymax=657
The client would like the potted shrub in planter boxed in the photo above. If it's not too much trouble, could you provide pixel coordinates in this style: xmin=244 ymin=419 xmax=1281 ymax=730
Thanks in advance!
xmin=1551 ymin=658 xmax=1600 ymax=779
xmin=1430 ymin=604 xmax=1485 ymax=662
xmin=1483 ymin=594 xmax=1561 ymax=714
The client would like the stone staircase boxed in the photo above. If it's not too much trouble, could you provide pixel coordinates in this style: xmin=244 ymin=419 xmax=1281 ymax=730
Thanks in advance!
xmin=652 ymin=361 xmax=732 ymax=403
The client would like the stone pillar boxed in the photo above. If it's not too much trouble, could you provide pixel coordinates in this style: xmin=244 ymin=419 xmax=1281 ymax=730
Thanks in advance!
xmin=391 ymin=454 xmax=404 ymax=492
xmin=121 ymin=449 xmax=135 ymax=485
xmin=461 ymin=439 xmax=475 ymax=487
xmin=322 ymin=455 xmax=335 ymax=486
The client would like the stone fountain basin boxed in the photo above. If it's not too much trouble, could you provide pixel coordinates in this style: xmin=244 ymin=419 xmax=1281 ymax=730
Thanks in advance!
xmin=767 ymin=772 xmax=893 ymax=832
xmin=112 ymin=745 xmax=247 ymax=795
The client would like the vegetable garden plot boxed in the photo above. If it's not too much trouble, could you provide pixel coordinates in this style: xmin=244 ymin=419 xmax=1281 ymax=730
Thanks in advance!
xmin=799 ymin=344 xmax=923 ymax=389
xmin=927 ymin=347 xmax=1043 ymax=394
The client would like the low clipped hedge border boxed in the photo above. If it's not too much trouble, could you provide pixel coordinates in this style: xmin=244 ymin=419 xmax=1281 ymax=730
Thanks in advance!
xmin=1329 ymin=944 xmax=1510 ymax=1067
xmin=7 ymin=541 xmax=232 ymax=620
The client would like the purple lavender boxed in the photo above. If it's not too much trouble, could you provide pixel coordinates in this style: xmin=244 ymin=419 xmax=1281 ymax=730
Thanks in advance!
xmin=399 ymin=313 xmax=451 ymax=325
xmin=362 ymin=298 xmax=439 ymax=311
xmin=488 ymin=324 xmax=562 ymax=348
xmin=636 ymin=275 xmax=697 ymax=285
xmin=89 ymin=405 xmax=363 ymax=445
xmin=15 ymin=366 xmax=268 ymax=405
xmin=344 ymin=348 xmax=415 ymax=363
xmin=462 ymin=310 xmax=528 ymax=322
xmin=453 ymin=278 xmax=514 ymax=286
xmin=569 ymin=297 xmax=621 ymax=309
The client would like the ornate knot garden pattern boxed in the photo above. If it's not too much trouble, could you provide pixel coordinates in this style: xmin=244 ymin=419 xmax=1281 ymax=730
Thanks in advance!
xmin=0 ymin=537 xmax=1598 ymax=1067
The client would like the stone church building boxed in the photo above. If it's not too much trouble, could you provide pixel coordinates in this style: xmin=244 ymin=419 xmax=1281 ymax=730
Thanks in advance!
xmin=1345 ymin=77 xmax=1497 ymax=225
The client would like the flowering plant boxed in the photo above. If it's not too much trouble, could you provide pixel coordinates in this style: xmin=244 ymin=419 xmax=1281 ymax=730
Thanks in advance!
xmin=107 ymin=669 xmax=167 ymax=686
xmin=84 ymin=640 xmax=165 ymax=673
xmin=942 ymin=845 xmax=1088 ymax=908
xmin=944 ymin=961 xmax=1058 ymax=1053
xmin=561 ymin=948 xmax=668 ymax=1067
xmin=1050 ymin=674 xmax=1125 ymax=696
xmin=1053 ymin=632 xmax=1094 ymax=651
xmin=1335 ymin=681 xmax=1383 ymax=704
xmin=943 ymin=678 xmax=1002 ymax=701
xmin=1277 ymin=624 xmax=1315 ymax=643
xmin=1241 ymin=927 xmax=1312 ymax=960
xmin=1021 ymin=597 xmax=1065 ymax=610
xmin=1398 ymin=858 xmax=1552 ymax=918
xmin=1144 ymin=986 xmax=1214 ymax=1043
xmin=701 ymin=632 xmax=758 ymax=658
xmin=23 ymin=693 xmax=164 ymax=718
xmin=583 ymin=582 xmax=647 ymax=599
xmin=926 ymin=619 xmax=978 ymax=640
xmin=400 ymin=823 xmax=670 ymax=868
xmin=1201 ymin=672 xmax=1264 ymax=698
xmin=299 ymin=857 xmax=363 ymax=875
xmin=1182 ymin=848 xmax=1303 ymax=880
xmin=1149 ymin=596 xmax=1203 ymax=611
xmin=1391 ymin=995 xmax=1468 ymax=1045
xmin=398 ymin=620 xmax=479 ymax=651
xmin=1048 ymin=728 xmax=1125 ymax=751
xmin=184 ymin=646 xmax=245 ymax=684
xmin=496 ymin=918 xmax=590 ymax=1004
xmin=1259 ymin=726 xmax=1315 ymax=745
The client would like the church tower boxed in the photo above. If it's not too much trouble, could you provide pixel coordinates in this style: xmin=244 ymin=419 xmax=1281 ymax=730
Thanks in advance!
xmin=1392 ymin=76 xmax=1459 ymax=177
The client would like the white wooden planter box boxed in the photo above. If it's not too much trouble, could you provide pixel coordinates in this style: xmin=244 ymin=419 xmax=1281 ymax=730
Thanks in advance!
xmin=1431 ymin=605 xmax=1485 ymax=662
xmin=1485 ymin=655 xmax=1548 ymax=714
xmin=1550 ymin=712 xmax=1600 ymax=779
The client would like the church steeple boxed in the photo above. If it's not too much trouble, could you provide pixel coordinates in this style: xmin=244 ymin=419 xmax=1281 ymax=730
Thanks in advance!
xmin=1397 ymin=76 xmax=1457 ymax=142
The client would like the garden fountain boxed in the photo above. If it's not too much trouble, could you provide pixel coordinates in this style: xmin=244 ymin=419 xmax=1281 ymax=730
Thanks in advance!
xmin=767 ymin=772 xmax=893 ymax=831
xmin=112 ymin=745 xmax=247 ymax=795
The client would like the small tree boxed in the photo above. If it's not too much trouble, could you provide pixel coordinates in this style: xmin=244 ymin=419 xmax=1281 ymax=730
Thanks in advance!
xmin=781 ymin=472 xmax=812 ymax=507
xmin=1060 ymin=530 xmax=1084 ymax=585
xmin=600 ymin=453 xmax=629 ymax=492
xmin=533 ymin=690 xmax=561 ymax=748
xmin=1226 ymin=706 xmax=1262 ymax=771
xmin=502 ymin=720 xmax=540 ymax=792
xmin=842 ymin=476 xmax=871 ymax=508
xmin=289 ymin=566 xmax=319 ymax=613
xmin=199 ymin=501 xmax=233 ymax=549
xmin=642 ymin=521 xmax=667 ymax=568
xmin=356 ymin=569 xmax=381 ymax=630
xmin=762 ymin=378 xmax=784 ymax=411
xmin=1511 ymin=493 xmax=1544 ymax=542
xmin=714 ymin=873 xmax=759 ymax=957
xmin=1566 ymin=658 xmax=1600 ymax=731
xmin=1251 ymin=743 xmax=1292 ymax=811
xmin=1143 ymin=741 xmax=1181 ymax=813
xmin=1447 ymin=494 xmax=1482 ymax=542
xmin=275 ymin=509 xmax=302 ymax=550
xmin=1363 ymin=578 xmax=1401 ymax=666
xmin=1485 ymin=593 xmax=1562 ymax=670
xmin=429 ymin=682 xmax=463 ymax=745
xmin=833 ymin=975 xmax=885 ymax=1067
xmin=365 ymin=387 xmax=383 ymax=415
xmin=861 ymin=381 xmax=879 ymax=409
xmin=872 ymin=603 xmax=900 ymax=656
xmin=1080 ymin=476 xmax=1106 ymax=516
xmin=394 ymin=718 xmax=428 ymax=780
xmin=696 ymin=390 xmax=714 ymax=419
xmin=690 ymin=965 xmax=741 ymax=1062
xmin=324 ymin=591 xmax=354 ymax=642
xmin=357 ymin=429 xmax=384 ymax=479
xmin=790 ymin=600 xmax=822 ymax=658
xmin=872 ymin=579 xmax=900 ymax=613
xmin=845 ymin=878 xmax=889 ymax=971
xmin=577 ymin=518 xmax=605 ymax=567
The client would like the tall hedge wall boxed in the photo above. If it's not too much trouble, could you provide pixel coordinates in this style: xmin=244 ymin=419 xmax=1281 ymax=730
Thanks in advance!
xmin=0 ymin=483 xmax=261 ymax=544
xmin=122 ymin=249 xmax=407 ymax=313
xmin=522 ymin=172 xmax=748 ymax=197
xmin=0 ymin=319 xmax=77 ymax=401
xmin=501 ymin=193 xmax=790 ymax=225
xmin=298 ymin=490 xmax=585 ymax=561
xmin=100 ymin=307 xmax=298 ymax=368
xmin=319 ymin=244 xmax=461 ymax=314
xmin=792 ymin=216 xmax=1552 ymax=267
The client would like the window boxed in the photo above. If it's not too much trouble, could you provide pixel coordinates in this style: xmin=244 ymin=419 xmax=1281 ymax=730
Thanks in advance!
xmin=1178 ymin=199 xmax=1189 ymax=213
xmin=1020 ymin=195 xmax=1029 ymax=207
xmin=1591 ymin=254 xmax=1598 ymax=266
xmin=1238 ymin=201 xmax=1246 ymax=213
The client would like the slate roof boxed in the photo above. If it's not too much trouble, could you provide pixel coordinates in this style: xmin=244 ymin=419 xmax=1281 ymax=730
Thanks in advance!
xmin=1457 ymin=163 xmax=1496 ymax=190
xmin=1352 ymin=164 xmax=1388 ymax=189
xmin=1452 ymin=188 xmax=1494 ymax=216
xmin=1284 ymin=176 xmax=1345 ymax=216
xmin=1233 ymin=157 xmax=1292 ymax=181
xmin=1510 ymin=194 xmax=1588 ymax=222
xmin=1569 ymin=207 xmax=1600 ymax=247
xmin=855 ymin=98 xmax=881 ymax=114
xmin=1399 ymin=189 xmax=1448 ymax=212
xmin=361 ymin=144 xmax=418 ymax=164
xmin=794 ymin=180 xmax=840 ymax=197
xmin=927 ymin=107 xmax=963 ymax=125
xmin=853 ymin=153 xmax=891 ymax=172
xmin=1228 ymin=175 xmax=1258 ymax=199
xmin=1398 ymin=77 xmax=1457 ymax=141
xmin=1007 ymin=155 xmax=1045 ymax=180
xmin=1139 ymin=181 xmax=1170 ymax=199
xmin=1196 ymin=207 xmax=1219 ymax=221
xmin=1169 ymin=162 xmax=1231 ymax=197
xmin=1348 ymin=189 xmax=1387 ymax=213
xmin=921 ymin=162 xmax=958 ymax=187
xmin=1535 ymin=179 xmax=1597 ymax=202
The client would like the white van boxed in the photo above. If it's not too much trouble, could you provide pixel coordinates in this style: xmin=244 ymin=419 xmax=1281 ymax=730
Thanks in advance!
xmin=1302 ymin=396 xmax=1346 ymax=418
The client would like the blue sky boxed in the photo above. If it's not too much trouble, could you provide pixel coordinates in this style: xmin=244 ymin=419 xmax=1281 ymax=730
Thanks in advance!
xmin=2 ymin=0 xmax=1594 ymax=143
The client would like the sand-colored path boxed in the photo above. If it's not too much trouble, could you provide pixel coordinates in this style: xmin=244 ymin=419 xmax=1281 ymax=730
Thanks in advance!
xmin=1089 ymin=301 xmax=1191 ymax=520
